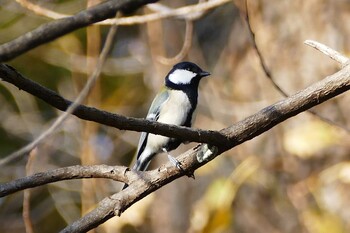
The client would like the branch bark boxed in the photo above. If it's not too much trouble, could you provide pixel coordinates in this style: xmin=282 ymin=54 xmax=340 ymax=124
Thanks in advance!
xmin=0 ymin=63 xmax=230 ymax=165
xmin=244 ymin=1 xmax=350 ymax=133
xmin=0 ymin=0 xmax=158 ymax=62
xmin=0 ymin=165 xmax=131 ymax=197
xmin=1 ymin=44 xmax=349 ymax=232
xmin=60 ymin=60 xmax=350 ymax=232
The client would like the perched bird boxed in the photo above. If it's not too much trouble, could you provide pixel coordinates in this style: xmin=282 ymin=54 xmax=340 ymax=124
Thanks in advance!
xmin=131 ymin=61 xmax=210 ymax=173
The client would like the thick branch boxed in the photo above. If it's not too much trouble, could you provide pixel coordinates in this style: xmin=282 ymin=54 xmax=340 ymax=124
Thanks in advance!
xmin=0 ymin=0 xmax=158 ymax=62
xmin=244 ymin=5 xmax=350 ymax=133
xmin=0 ymin=58 xmax=337 ymax=232
xmin=4 ymin=57 xmax=349 ymax=197
xmin=1 ymin=55 xmax=350 ymax=163
xmin=1 ymin=63 xmax=349 ymax=232
xmin=0 ymin=64 xmax=230 ymax=157
xmin=1 ymin=41 xmax=350 ymax=232
xmin=60 ymin=61 xmax=350 ymax=232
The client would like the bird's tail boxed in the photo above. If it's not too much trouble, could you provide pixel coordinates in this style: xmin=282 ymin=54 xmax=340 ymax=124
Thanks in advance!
xmin=121 ymin=150 xmax=155 ymax=190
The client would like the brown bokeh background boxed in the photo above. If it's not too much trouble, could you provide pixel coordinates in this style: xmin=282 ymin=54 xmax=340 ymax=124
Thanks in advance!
xmin=1 ymin=0 xmax=350 ymax=232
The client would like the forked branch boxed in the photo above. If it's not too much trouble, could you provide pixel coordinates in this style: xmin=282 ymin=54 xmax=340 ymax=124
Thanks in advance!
xmin=1 ymin=39 xmax=349 ymax=232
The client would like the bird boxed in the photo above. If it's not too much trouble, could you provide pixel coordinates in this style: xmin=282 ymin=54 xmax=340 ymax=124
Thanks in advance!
xmin=126 ymin=61 xmax=210 ymax=186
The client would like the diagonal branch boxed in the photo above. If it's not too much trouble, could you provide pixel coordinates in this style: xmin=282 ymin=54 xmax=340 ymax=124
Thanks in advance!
xmin=304 ymin=40 xmax=349 ymax=65
xmin=0 ymin=0 xmax=158 ymax=62
xmin=1 ymin=38 xmax=350 ymax=165
xmin=244 ymin=0 xmax=288 ymax=96
xmin=15 ymin=0 xmax=227 ymax=25
xmin=0 ymin=10 xmax=120 ymax=166
xmin=1 ymin=43 xmax=349 ymax=232
xmin=0 ymin=63 xmax=231 ymax=166
xmin=61 ymin=59 xmax=350 ymax=232
xmin=244 ymin=0 xmax=350 ymax=133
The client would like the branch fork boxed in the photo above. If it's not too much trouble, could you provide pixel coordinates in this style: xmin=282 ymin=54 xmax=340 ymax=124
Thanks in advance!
xmin=0 ymin=14 xmax=349 ymax=231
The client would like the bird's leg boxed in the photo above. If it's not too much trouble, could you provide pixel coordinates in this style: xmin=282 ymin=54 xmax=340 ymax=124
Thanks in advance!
xmin=162 ymin=148 xmax=182 ymax=170
xmin=162 ymin=148 xmax=195 ymax=179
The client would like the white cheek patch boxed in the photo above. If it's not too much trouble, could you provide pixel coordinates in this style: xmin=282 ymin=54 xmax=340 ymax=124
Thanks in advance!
xmin=168 ymin=69 xmax=197 ymax=84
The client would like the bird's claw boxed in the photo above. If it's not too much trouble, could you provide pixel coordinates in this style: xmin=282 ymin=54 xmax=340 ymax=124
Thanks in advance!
xmin=167 ymin=153 xmax=182 ymax=170
xmin=163 ymin=148 xmax=195 ymax=179
xmin=197 ymin=144 xmax=218 ymax=163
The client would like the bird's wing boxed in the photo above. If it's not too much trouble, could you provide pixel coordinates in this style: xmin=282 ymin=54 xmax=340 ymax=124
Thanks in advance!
xmin=136 ymin=88 xmax=170 ymax=159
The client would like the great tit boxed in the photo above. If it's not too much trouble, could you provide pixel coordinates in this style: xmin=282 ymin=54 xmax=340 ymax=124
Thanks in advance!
xmin=131 ymin=61 xmax=210 ymax=173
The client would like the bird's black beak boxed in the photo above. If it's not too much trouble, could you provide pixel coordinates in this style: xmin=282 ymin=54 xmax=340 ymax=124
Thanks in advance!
xmin=200 ymin=71 xmax=211 ymax=78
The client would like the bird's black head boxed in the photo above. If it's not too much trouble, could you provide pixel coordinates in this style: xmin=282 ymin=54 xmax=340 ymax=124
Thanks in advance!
xmin=165 ymin=61 xmax=210 ymax=90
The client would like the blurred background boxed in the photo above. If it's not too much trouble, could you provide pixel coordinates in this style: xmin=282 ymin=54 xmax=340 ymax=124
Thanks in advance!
xmin=1 ymin=0 xmax=350 ymax=232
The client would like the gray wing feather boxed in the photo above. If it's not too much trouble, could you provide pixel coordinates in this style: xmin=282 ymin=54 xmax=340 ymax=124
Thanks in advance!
xmin=136 ymin=89 xmax=170 ymax=159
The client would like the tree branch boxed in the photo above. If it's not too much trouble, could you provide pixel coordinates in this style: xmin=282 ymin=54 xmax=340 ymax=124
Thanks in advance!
xmin=15 ymin=0 xmax=228 ymax=25
xmin=0 ymin=9 xmax=122 ymax=167
xmin=1 ymin=43 xmax=349 ymax=232
xmin=0 ymin=0 xmax=158 ymax=62
xmin=244 ymin=1 xmax=350 ymax=133
xmin=0 ymin=165 xmax=130 ymax=197
xmin=0 ymin=63 xmax=230 ymax=166
xmin=61 ymin=50 xmax=350 ymax=231
xmin=1 ymin=36 xmax=350 ymax=165
xmin=304 ymin=40 xmax=349 ymax=65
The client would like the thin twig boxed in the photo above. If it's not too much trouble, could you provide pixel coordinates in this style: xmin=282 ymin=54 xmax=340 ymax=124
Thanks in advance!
xmin=244 ymin=0 xmax=350 ymax=133
xmin=22 ymin=149 xmax=36 ymax=233
xmin=244 ymin=0 xmax=289 ymax=96
xmin=1 ymin=45 xmax=350 ymax=232
xmin=0 ymin=63 xmax=231 ymax=167
xmin=62 ymin=62 xmax=350 ymax=232
xmin=15 ymin=0 xmax=68 ymax=19
xmin=157 ymin=20 xmax=193 ymax=65
xmin=304 ymin=40 xmax=349 ymax=65
xmin=16 ymin=0 xmax=230 ymax=25
xmin=147 ymin=0 xmax=208 ymax=21
xmin=0 ymin=0 xmax=158 ymax=62
xmin=105 ymin=0 xmax=230 ymax=25
xmin=0 ymin=165 xmax=130 ymax=197
xmin=0 ymin=13 xmax=120 ymax=166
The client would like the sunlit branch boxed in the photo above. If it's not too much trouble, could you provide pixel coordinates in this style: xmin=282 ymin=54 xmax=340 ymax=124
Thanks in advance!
xmin=63 ymin=50 xmax=350 ymax=232
xmin=304 ymin=40 xmax=349 ymax=65
xmin=0 ymin=0 xmax=159 ymax=62
xmin=244 ymin=0 xmax=350 ymax=133
xmin=15 ymin=0 xmax=230 ymax=25
xmin=15 ymin=0 xmax=68 ymax=19
xmin=0 ymin=64 xmax=230 ymax=166
xmin=0 ymin=165 xmax=130 ymax=197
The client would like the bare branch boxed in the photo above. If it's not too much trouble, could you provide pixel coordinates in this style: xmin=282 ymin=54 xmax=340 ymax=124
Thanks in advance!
xmin=0 ymin=63 xmax=230 ymax=166
xmin=62 ymin=61 xmax=350 ymax=232
xmin=1 ymin=45 xmax=350 ymax=232
xmin=2 ymin=37 xmax=350 ymax=165
xmin=15 ymin=0 xmax=68 ymax=19
xmin=0 ymin=0 xmax=158 ymax=62
xmin=14 ymin=0 xmax=230 ymax=26
xmin=244 ymin=0 xmax=350 ymax=133
xmin=0 ymin=12 xmax=120 ymax=166
xmin=157 ymin=20 xmax=193 ymax=65
xmin=22 ymin=150 xmax=35 ymax=233
xmin=304 ymin=40 xmax=349 ymax=65
xmin=244 ymin=0 xmax=289 ymax=96
xmin=0 ymin=165 xmax=130 ymax=197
